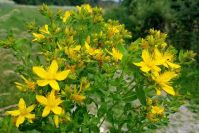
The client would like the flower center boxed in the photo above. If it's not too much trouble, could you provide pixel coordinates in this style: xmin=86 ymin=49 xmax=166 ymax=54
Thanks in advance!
xmin=46 ymin=72 xmax=55 ymax=80
xmin=21 ymin=109 xmax=29 ymax=116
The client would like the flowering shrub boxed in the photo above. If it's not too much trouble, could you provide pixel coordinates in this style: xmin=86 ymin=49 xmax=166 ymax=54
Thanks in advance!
xmin=0 ymin=4 xmax=195 ymax=132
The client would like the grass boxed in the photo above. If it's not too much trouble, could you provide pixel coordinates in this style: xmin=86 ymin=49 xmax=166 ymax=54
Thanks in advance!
xmin=0 ymin=3 xmax=72 ymax=109
xmin=0 ymin=48 xmax=19 ymax=107
xmin=0 ymin=4 xmax=46 ymax=38
xmin=0 ymin=3 xmax=74 ymax=38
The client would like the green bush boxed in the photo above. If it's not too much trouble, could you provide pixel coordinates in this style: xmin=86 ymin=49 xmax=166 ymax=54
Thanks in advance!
xmin=0 ymin=4 xmax=189 ymax=132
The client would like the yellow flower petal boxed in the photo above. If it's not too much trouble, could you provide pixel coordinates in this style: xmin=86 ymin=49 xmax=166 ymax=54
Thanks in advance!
xmin=52 ymin=107 xmax=62 ymax=115
xmin=167 ymin=62 xmax=181 ymax=69
xmin=162 ymin=84 xmax=175 ymax=96
xmin=133 ymin=62 xmax=142 ymax=66
xmin=18 ymin=98 xmax=26 ymax=109
xmin=54 ymin=115 xmax=59 ymax=128
xmin=39 ymin=24 xmax=50 ymax=34
xmin=85 ymin=42 xmax=90 ymax=50
xmin=25 ymin=114 xmax=35 ymax=119
xmin=156 ymin=89 xmax=162 ymax=95
xmin=55 ymin=98 xmax=63 ymax=106
xmin=36 ymin=95 xmax=48 ymax=105
xmin=55 ymin=70 xmax=70 ymax=81
xmin=32 ymin=33 xmax=45 ymax=42
xmin=28 ymin=119 xmax=33 ymax=123
xmin=33 ymin=67 xmax=47 ymax=79
xmin=160 ymin=71 xmax=177 ymax=82
xmin=62 ymin=11 xmax=71 ymax=22
xmin=42 ymin=107 xmax=51 ymax=117
xmin=153 ymin=66 xmax=161 ymax=72
xmin=49 ymin=80 xmax=60 ymax=91
xmin=37 ymin=80 xmax=50 ymax=86
xmin=72 ymin=94 xmax=86 ymax=102
xmin=140 ymin=65 xmax=150 ymax=72
xmin=48 ymin=60 xmax=58 ymax=74
xmin=16 ymin=116 xmax=25 ymax=127
xmin=142 ymin=50 xmax=150 ymax=63
xmin=6 ymin=110 xmax=20 ymax=116
xmin=27 ymin=105 xmax=35 ymax=112
xmin=151 ymin=106 xmax=164 ymax=115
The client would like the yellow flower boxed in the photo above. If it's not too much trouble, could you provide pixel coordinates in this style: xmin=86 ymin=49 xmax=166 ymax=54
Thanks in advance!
xmin=53 ymin=109 xmax=65 ymax=128
xmin=84 ymin=4 xmax=92 ymax=13
xmin=15 ymin=75 xmax=36 ymax=91
xmin=39 ymin=24 xmax=50 ymax=34
xmin=146 ymin=112 xmax=157 ymax=122
xmin=54 ymin=115 xmax=59 ymax=127
xmin=32 ymin=33 xmax=45 ymax=42
xmin=76 ymin=6 xmax=82 ymax=13
xmin=6 ymin=98 xmax=35 ymax=127
xmin=153 ymin=71 xmax=177 ymax=95
xmin=62 ymin=11 xmax=71 ymax=23
xmin=85 ymin=42 xmax=103 ymax=56
xmin=154 ymin=48 xmax=180 ymax=69
xmin=33 ymin=60 xmax=70 ymax=91
xmin=146 ymin=98 xmax=152 ymax=105
xmin=71 ymin=94 xmax=86 ymax=103
xmin=111 ymin=48 xmax=123 ymax=61
xmin=77 ymin=4 xmax=92 ymax=14
xmin=69 ymin=79 xmax=87 ymax=103
xmin=151 ymin=106 xmax=164 ymax=115
xmin=36 ymin=91 xmax=63 ymax=117
xmin=147 ymin=105 xmax=164 ymax=122
xmin=134 ymin=49 xmax=161 ymax=73
xmin=108 ymin=26 xmax=120 ymax=38
xmin=65 ymin=45 xmax=81 ymax=60
xmin=80 ymin=77 xmax=90 ymax=90
xmin=106 ymin=48 xmax=123 ymax=62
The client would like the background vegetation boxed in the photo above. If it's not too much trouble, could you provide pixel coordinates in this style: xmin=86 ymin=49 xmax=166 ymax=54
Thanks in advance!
xmin=12 ymin=0 xmax=99 ymax=6
xmin=105 ymin=0 xmax=199 ymax=56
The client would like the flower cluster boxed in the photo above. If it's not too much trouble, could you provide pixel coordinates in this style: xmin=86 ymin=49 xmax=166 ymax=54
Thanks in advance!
xmin=6 ymin=4 xmax=131 ymax=129
xmin=133 ymin=29 xmax=180 ymax=96
xmin=146 ymin=98 xmax=165 ymax=122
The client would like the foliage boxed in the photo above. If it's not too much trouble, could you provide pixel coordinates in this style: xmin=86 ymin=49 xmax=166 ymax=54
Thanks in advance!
xmin=169 ymin=0 xmax=199 ymax=54
xmin=104 ymin=0 xmax=174 ymax=41
xmin=176 ymin=62 xmax=199 ymax=115
xmin=0 ymin=4 xmax=195 ymax=132
xmin=12 ymin=0 xmax=99 ymax=6
xmin=104 ymin=0 xmax=199 ymax=58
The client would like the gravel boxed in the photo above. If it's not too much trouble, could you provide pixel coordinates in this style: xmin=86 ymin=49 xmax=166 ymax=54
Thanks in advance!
xmin=156 ymin=105 xmax=199 ymax=133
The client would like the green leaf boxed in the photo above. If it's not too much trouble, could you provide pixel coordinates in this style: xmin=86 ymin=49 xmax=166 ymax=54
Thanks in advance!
xmin=106 ymin=110 xmax=114 ymax=123
xmin=90 ymin=126 xmax=100 ymax=132
xmin=97 ymin=103 xmax=107 ymax=117
xmin=135 ymin=86 xmax=146 ymax=105
xmin=117 ymin=45 xmax=128 ymax=65
xmin=128 ymin=38 xmax=141 ymax=51
xmin=82 ymin=127 xmax=89 ymax=133
xmin=123 ymin=94 xmax=137 ymax=102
